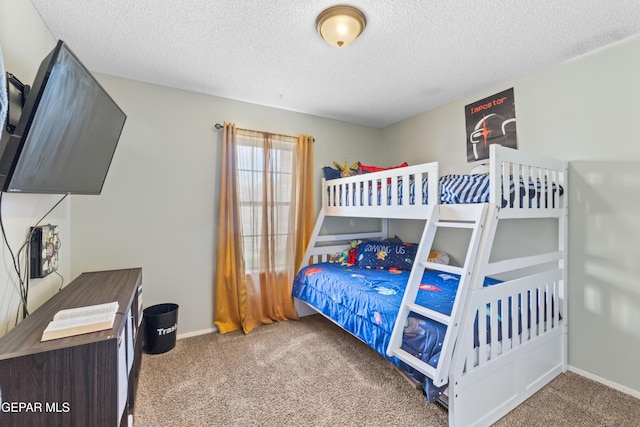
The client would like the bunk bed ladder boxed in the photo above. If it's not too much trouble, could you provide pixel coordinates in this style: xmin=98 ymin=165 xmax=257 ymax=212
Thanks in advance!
xmin=387 ymin=203 xmax=489 ymax=388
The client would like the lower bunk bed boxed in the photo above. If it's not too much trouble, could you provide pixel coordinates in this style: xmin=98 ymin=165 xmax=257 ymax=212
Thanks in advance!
xmin=294 ymin=144 xmax=568 ymax=426
xmin=292 ymin=261 xmax=501 ymax=401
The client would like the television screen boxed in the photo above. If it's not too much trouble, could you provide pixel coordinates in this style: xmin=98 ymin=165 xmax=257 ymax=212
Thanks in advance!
xmin=0 ymin=40 xmax=126 ymax=194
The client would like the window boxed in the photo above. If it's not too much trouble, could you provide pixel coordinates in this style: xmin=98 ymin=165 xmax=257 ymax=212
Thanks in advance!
xmin=236 ymin=131 xmax=296 ymax=273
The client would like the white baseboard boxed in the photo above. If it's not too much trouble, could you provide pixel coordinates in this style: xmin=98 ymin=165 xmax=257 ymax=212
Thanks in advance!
xmin=568 ymin=365 xmax=640 ymax=399
xmin=177 ymin=327 xmax=217 ymax=340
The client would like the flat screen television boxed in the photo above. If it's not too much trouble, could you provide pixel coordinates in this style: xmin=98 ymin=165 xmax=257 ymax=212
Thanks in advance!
xmin=0 ymin=40 xmax=126 ymax=194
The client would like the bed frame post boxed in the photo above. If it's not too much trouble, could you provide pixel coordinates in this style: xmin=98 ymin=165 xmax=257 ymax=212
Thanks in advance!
xmin=298 ymin=210 xmax=326 ymax=271
xmin=559 ymin=163 xmax=569 ymax=372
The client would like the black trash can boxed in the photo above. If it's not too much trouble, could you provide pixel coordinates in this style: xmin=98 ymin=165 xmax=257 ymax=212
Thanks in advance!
xmin=143 ymin=303 xmax=179 ymax=354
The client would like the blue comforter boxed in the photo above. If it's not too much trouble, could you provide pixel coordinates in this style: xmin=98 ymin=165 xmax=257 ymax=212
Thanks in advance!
xmin=292 ymin=263 xmax=500 ymax=400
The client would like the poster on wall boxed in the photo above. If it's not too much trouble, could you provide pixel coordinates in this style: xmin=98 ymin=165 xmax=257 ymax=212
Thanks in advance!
xmin=465 ymin=87 xmax=517 ymax=162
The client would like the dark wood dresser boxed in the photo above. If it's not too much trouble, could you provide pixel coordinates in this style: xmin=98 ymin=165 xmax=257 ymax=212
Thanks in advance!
xmin=0 ymin=268 xmax=143 ymax=427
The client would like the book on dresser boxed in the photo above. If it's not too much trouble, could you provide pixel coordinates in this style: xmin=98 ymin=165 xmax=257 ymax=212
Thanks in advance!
xmin=41 ymin=300 xmax=119 ymax=341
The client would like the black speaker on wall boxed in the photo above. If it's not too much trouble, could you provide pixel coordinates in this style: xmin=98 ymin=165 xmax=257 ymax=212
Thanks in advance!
xmin=30 ymin=224 xmax=60 ymax=279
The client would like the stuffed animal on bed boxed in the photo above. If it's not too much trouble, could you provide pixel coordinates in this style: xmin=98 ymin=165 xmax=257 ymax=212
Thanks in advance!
xmin=336 ymin=240 xmax=360 ymax=266
xmin=333 ymin=159 xmax=359 ymax=178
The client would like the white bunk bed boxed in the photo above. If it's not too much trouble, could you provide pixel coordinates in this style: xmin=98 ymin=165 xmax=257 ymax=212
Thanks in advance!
xmin=293 ymin=144 xmax=567 ymax=426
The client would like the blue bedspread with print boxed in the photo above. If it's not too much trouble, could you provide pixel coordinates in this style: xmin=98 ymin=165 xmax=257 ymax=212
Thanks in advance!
xmin=291 ymin=263 xmax=500 ymax=401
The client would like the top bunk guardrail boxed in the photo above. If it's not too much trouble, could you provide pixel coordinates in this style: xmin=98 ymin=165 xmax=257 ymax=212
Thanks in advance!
xmin=489 ymin=144 xmax=566 ymax=219
xmin=323 ymin=162 xmax=439 ymax=219
xmin=321 ymin=145 xmax=566 ymax=220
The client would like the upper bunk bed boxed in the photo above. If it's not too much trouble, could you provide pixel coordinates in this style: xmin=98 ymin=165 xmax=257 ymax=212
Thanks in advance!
xmin=293 ymin=144 xmax=567 ymax=426
xmin=320 ymin=144 xmax=564 ymax=221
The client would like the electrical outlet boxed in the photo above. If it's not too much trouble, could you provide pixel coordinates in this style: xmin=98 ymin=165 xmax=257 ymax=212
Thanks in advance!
xmin=29 ymin=225 xmax=60 ymax=279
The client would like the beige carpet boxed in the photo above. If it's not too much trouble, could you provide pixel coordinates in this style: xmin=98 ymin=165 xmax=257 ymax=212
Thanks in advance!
xmin=133 ymin=315 xmax=640 ymax=426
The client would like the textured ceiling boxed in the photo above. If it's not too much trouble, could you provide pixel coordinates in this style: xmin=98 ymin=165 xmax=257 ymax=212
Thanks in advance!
xmin=31 ymin=0 xmax=640 ymax=128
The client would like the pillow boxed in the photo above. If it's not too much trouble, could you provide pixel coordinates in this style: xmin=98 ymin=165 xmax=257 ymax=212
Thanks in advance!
xmin=359 ymin=162 xmax=408 ymax=174
xmin=428 ymin=250 xmax=449 ymax=265
xmin=470 ymin=163 xmax=490 ymax=175
xmin=356 ymin=241 xmax=418 ymax=271
xmin=322 ymin=166 xmax=343 ymax=180
xmin=361 ymin=234 xmax=404 ymax=244
xmin=383 ymin=235 xmax=404 ymax=244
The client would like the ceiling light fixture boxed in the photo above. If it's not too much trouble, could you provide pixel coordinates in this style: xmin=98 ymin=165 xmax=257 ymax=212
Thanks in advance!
xmin=316 ymin=5 xmax=367 ymax=48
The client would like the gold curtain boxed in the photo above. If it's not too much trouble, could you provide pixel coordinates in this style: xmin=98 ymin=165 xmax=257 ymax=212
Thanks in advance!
xmin=213 ymin=123 xmax=248 ymax=333
xmin=293 ymin=134 xmax=315 ymax=272
xmin=214 ymin=123 xmax=314 ymax=334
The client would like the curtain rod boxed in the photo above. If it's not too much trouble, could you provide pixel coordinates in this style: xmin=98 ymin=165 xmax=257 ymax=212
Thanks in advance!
xmin=214 ymin=123 xmax=315 ymax=142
